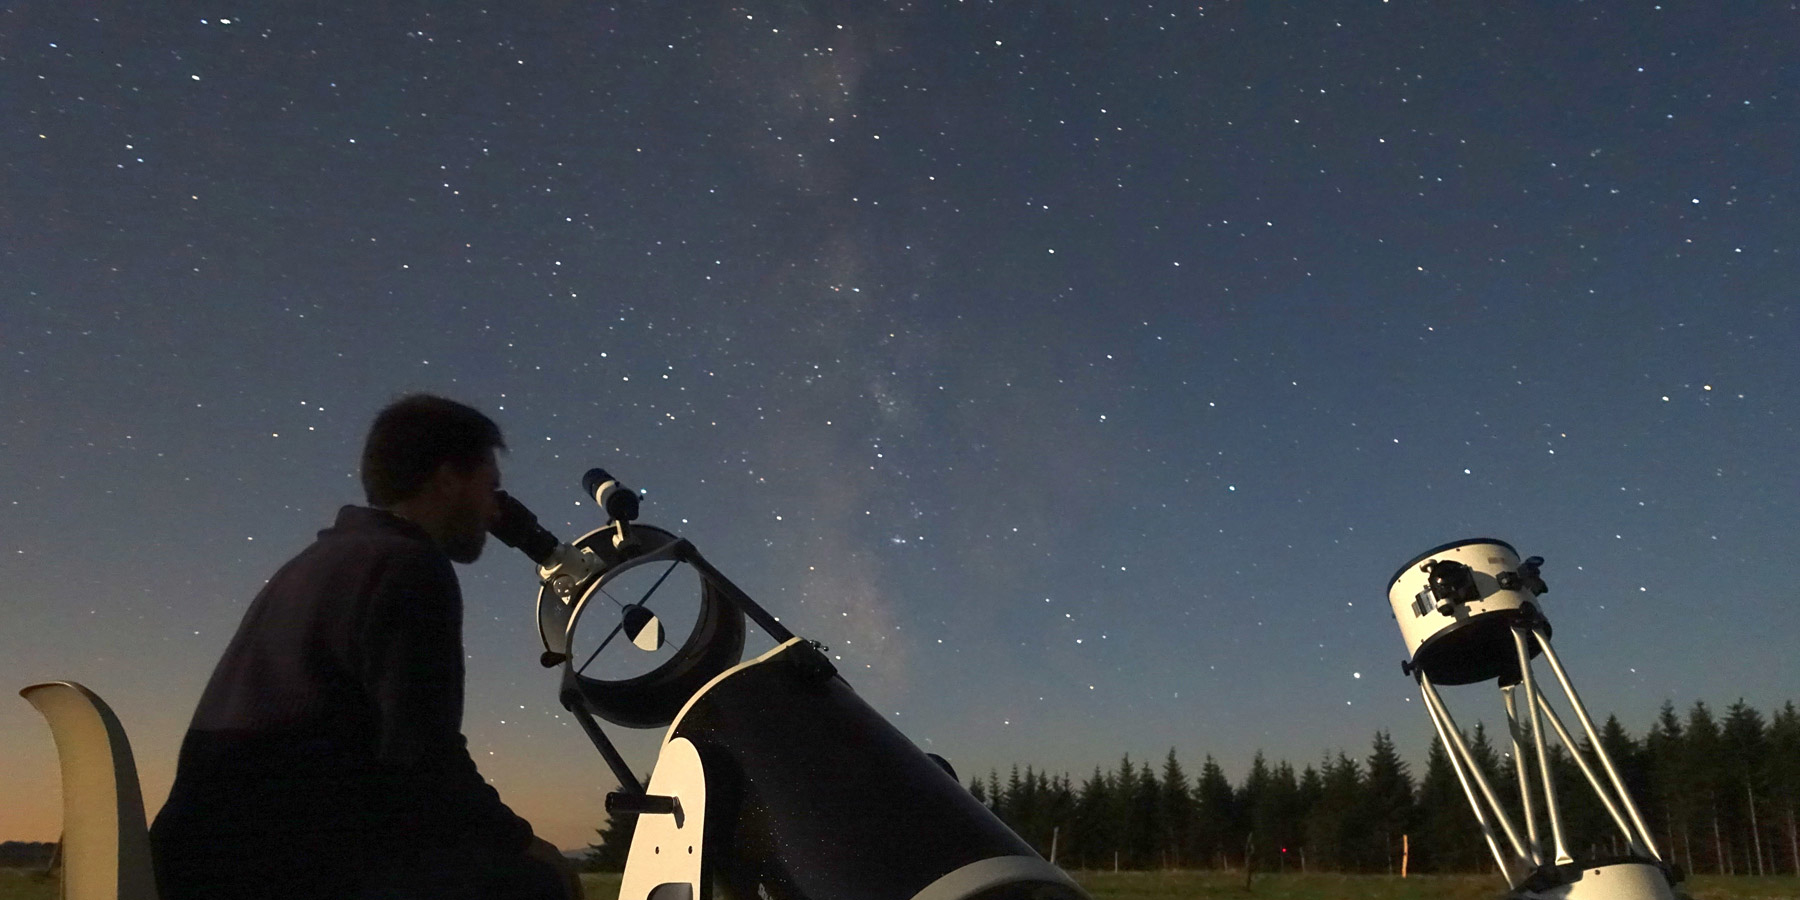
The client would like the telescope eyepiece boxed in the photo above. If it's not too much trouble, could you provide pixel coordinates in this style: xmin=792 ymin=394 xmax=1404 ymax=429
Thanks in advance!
xmin=490 ymin=490 xmax=561 ymax=565
xmin=1422 ymin=559 xmax=1480 ymax=606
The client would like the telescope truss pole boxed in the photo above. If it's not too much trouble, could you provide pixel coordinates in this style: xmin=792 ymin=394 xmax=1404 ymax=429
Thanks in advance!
xmin=1512 ymin=626 xmax=1573 ymax=866
xmin=1417 ymin=671 xmax=1532 ymax=886
xmin=1527 ymin=681 xmax=1647 ymax=857
xmin=1501 ymin=684 xmax=1544 ymax=866
xmin=1532 ymin=628 xmax=1664 ymax=861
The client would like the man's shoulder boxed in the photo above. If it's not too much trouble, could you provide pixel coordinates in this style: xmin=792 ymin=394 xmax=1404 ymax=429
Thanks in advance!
xmin=282 ymin=508 xmax=452 ymax=587
xmin=317 ymin=507 xmax=441 ymax=557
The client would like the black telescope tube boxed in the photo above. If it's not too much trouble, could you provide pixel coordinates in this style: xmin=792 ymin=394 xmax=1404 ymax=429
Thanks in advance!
xmin=489 ymin=490 xmax=560 ymax=565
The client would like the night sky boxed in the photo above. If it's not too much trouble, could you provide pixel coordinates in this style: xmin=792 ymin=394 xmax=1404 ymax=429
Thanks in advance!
xmin=4 ymin=3 xmax=1797 ymax=850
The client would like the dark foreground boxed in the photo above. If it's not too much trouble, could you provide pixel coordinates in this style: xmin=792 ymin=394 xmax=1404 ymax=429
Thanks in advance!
xmin=4 ymin=868 xmax=1795 ymax=899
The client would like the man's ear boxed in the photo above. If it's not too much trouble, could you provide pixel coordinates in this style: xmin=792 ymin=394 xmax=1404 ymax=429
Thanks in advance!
xmin=420 ymin=461 xmax=461 ymax=497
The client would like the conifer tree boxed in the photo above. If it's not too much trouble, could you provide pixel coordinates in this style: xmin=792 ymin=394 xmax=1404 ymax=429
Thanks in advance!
xmin=1296 ymin=765 xmax=1324 ymax=832
xmin=1722 ymin=699 xmax=1769 ymax=875
xmin=1645 ymin=700 xmax=1691 ymax=871
xmin=1600 ymin=714 xmax=1648 ymax=804
xmin=1006 ymin=764 xmax=1024 ymax=825
xmin=585 ymin=811 xmax=638 ymax=872
xmin=1363 ymin=731 xmax=1416 ymax=873
xmin=1045 ymin=773 xmax=1076 ymax=863
xmin=1467 ymin=721 xmax=1507 ymax=826
xmin=1595 ymin=713 xmax=1650 ymax=857
xmin=1767 ymin=702 xmax=1800 ymax=874
xmin=894 ymin=696 xmax=1800 ymax=874
xmin=1416 ymin=734 xmax=1485 ymax=873
xmin=1193 ymin=755 xmax=1235 ymax=868
xmin=1257 ymin=761 xmax=1302 ymax=872
xmin=1305 ymin=751 xmax=1363 ymax=871
xmin=1238 ymin=752 xmax=1272 ymax=869
xmin=1074 ymin=766 xmax=1113 ymax=870
xmin=1133 ymin=760 xmax=1162 ymax=867
xmin=1687 ymin=702 xmax=1727 ymax=873
xmin=1159 ymin=749 xmax=1192 ymax=868
xmin=1109 ymin=754 xmax=1138 ymax=868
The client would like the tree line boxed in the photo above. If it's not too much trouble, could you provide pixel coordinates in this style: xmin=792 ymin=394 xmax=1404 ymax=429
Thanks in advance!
xmin=0 ymin=842 xmax=56 ymax=868
xmin=586 ymin=698 xmax=1799 ymax=876
xmin=968 ymin=699 xmax=1800 ymax=875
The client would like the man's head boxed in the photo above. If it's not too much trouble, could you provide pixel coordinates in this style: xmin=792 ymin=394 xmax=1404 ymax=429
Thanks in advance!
xmin=361 ymin=394 xmax=506 ymax=563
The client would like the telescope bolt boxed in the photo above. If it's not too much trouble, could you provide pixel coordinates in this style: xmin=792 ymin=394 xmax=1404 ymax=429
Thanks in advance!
xmin=546 ymin=574 xmax=578 ymax=602
xmin=541 ymin=651 xmax=569 ymax=669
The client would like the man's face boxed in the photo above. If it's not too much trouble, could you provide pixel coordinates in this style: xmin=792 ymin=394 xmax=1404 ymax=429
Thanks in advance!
xmin=440 ymin=451 xmax=501 ymax=564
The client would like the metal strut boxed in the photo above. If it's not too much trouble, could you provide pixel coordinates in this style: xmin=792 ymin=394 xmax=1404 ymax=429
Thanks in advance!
xmin=1419 ymin=671 xmax=1532 ymax=885
xmin=1501 ymin=684 xmax=1544 ymax=865
xmin=1528 ymin=681 xmax=1647 ymax=857
xmin=1533 ymin=628 xmax=1663 ymax=861
xmin=1512 ymin=625 xmax=1572 ymax=865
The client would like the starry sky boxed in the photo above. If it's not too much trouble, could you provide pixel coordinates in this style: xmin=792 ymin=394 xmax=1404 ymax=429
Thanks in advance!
xmin=4 ymin=2 xmax=1797 ymax=850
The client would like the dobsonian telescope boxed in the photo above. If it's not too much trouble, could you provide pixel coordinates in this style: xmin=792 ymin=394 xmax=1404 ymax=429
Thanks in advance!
xmin=490 ymin=468 xmax=1088 ymax=900
xmin=1386 ymin=539 xmax=1684 ymax=900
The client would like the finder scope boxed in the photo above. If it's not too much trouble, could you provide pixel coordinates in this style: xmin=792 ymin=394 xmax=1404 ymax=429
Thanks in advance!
xmin=582 ymin=467 xmax=640 ymax=522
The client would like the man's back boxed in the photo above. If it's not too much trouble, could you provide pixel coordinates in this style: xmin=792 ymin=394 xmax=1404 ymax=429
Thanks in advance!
xmin=150 ymin=505 xmax=532 ymax=899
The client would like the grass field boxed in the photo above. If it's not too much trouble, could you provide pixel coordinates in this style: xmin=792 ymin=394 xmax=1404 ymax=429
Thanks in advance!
xmin=5 ymin=867 xmax=1796 ymax=899
xmin=1062 ymin=870 xmax=1800 ymax=899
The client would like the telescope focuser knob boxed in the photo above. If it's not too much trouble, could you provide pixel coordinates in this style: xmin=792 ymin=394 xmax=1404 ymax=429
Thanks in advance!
xmin=1519 ymin=555 xmax=1548 ymax=595
xmin=1422 ymin=558 xmax=1480 ymax=611
xmin=1495 ymin=555 xmax=1547 ymax=595
xmin=606 ymin=791 xmax=681 ymax=817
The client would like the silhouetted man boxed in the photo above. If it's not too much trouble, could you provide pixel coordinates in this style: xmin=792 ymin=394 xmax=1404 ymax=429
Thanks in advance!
xmin=152 ymin=394 xmax=581 ymax=900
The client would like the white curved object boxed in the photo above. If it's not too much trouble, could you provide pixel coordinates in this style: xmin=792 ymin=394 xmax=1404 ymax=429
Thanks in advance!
xmin=617 ymin=737 xmax=706 ymax=900
xmin=909 ymin=855 xmax=1083 ymax=900
xmin=20 ymin=681 xmax=160 ymax=900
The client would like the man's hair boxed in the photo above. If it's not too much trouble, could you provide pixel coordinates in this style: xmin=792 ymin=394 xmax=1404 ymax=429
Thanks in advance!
xmin=361 ymin=394 xmax=506 ymax=506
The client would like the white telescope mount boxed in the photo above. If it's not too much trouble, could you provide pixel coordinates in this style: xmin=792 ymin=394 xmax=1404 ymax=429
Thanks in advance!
xmin=1387 ymin=539 xmax=1684 ymax=900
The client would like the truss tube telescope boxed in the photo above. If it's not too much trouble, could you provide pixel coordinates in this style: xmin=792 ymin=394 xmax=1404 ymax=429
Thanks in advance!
xmin=502 ymin=472 xmax=1089 ymax=900
xmin=1386 ymin=539 xmax=1682 ymax=900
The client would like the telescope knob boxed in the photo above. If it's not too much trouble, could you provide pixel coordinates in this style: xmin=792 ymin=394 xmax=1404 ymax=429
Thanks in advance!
xmin=606 ymin=791 xmax=681 ymax=817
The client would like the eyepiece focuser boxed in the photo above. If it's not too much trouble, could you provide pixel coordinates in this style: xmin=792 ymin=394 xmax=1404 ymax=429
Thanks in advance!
xmin=489 ymin=490 xmax=603 ymax=605
xmin=491 ymin=491 xmax=561 ymax=565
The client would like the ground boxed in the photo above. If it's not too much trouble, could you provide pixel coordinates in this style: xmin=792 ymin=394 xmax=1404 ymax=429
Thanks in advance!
xmin=2 ymin=867 xmax=1793 ymax=899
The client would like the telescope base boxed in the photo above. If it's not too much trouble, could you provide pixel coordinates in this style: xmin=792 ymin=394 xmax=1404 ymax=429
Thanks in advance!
xmin=1511 ymin=860 xmax=1682 ymax=900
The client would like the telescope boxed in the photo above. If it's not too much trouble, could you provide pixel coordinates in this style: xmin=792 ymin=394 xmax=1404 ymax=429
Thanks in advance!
xmin=492 ymin=469 xmax=1087 ymax=900
xmin=1386 ymin=539 xmax=1683 ymax=900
